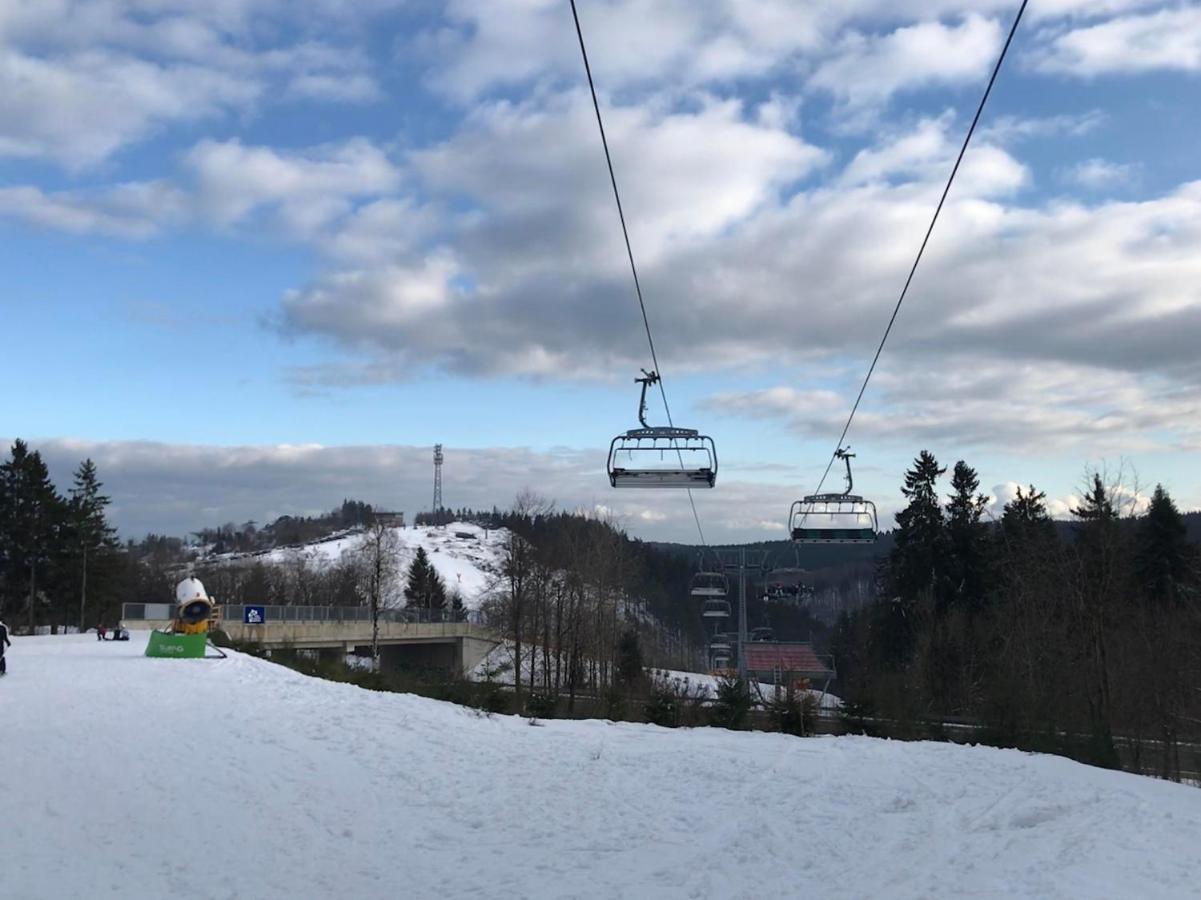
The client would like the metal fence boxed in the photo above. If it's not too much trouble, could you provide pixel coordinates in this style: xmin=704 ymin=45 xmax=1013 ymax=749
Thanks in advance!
xmin=122 ymin=602 xmax=483 ymax=626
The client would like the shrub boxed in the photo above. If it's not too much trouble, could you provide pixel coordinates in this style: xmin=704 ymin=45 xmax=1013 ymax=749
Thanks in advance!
xmin=709 ymin=675 xmax=752 ymax=730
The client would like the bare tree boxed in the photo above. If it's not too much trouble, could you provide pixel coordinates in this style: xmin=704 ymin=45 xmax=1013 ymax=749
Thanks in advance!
xmin=354 ymin=520 xmax=401 ymax=672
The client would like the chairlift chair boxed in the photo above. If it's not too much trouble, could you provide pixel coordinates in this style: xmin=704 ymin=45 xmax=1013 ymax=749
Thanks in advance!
xmin=701 ymin=597 xmax=731 ymax=618
xmin=608 ymin=371 xmax=717 ymax=489
xmin=790 ymin=447 xmax=878 ymax=544
xmin=709 ymin=635 xmax=733 ymax=670
xmin=690 ymin=571 xmax=728 ymax=598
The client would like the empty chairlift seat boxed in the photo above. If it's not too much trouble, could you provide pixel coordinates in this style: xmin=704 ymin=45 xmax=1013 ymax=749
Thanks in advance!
xmin=607 ymin=370 xmax=717 ymax=489
xmin=789 ymin=494 xmax=879 ymax=543
xmin=608 ymin=428 xmax=717 ymax=488
xmin=701 ymin=597 xmax=731 ymax=618
xmin=690 ymin=571 xmax=728 ymax=597
xmin=789 ymin=447 xmax=879 ymax=544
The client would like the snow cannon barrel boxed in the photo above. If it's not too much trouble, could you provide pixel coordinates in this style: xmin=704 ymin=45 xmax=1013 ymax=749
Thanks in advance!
xmin=173 ymin=578 xmax=215 ymax=635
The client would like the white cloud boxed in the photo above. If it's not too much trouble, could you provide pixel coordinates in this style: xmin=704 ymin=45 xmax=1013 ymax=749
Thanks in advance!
xmin=0 ymin=49 xmax=259 ymax=169
xmin=1064 ymin=157 xmax=1138 ymax=190
xmin=277 ymin=102 xmax=1201 ymax=398
xmin=706 ymin=361 xmax=1201 ymax=456
xmin=1034 ymin=7 xmax=1201 ymax=75
xmin=0 ymin=181 xmax=188 ymax=237
xmin=185 ymin=138 xmax=401 ymax=237
xmin=421 ymin=1 xmax=1033 ymax=104
xmin=281 ymin=92 xmax=825 ymax=377
xmin=981 ymin=109 xmax=1108 ymax=143
xmin=840 ymin=114 xmax=1027 ymax=195
xmin=810 ymin=15 xmax=1003 ymax=114
xmin=286 ymin=72 xmax=381 ymax=103
xmin=0 ymin=2 xmax=387 ymax=168
xmin=0 ymin=137 xmax=406 ymax=241
xmin=422 ymin=0 xmax=828 ymax=103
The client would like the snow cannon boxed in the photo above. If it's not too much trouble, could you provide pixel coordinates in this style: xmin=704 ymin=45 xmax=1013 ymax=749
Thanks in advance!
xmin=145 ymin=577 xmax=223 ymax=659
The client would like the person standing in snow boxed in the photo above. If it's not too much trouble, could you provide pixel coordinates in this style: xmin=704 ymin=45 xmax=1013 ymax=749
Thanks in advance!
xmin=0 ymin=620 xmax=10 ymax=675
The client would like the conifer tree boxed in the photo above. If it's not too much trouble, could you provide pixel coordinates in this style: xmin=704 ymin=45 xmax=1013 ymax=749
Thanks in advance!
xmin=891 ymin=450 xmax=948 ymax=602
xmin=0 ymin=441 xmax=64 ymax=630
xmin=1134 ymin=485 xmax=1194 ymax=608
xmin=945 ymin=460 xmax=989 ymax=611
xmin=69 ymin=459 xmax=118 ymax=629
xmin=615 ymin=627 xmax=644 ymax=689
xmin=1000 ymin=485 xmax=1055 ymax=545
xmin=1070 ymin=471 xmax=1124 ymax=769
xmin=404 ymin=547 xmax=447 ymax=611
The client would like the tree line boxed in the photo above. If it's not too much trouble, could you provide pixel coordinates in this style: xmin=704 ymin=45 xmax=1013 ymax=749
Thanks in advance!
xmin=0 ymin=440 xmax=122 ymax=632
xmin=832 ymin=451 xmax=1201 ymax=781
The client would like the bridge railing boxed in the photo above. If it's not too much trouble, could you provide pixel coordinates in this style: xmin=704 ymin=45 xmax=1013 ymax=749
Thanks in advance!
xmin=122 ymin=603 xmax=485 ymax=626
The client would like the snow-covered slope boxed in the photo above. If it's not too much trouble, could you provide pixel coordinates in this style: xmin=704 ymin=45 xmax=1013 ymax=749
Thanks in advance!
xmin=210 ymin=521 xmax=507 ymax=608
xmin=7 ymin=633 xmax=1201 ymax=899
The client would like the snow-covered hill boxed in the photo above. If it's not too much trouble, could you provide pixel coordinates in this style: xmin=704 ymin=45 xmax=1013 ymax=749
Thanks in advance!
xmin=208 ymin=521 xmax=507 ymax=608
xmin=7 ymin=633 xmax=1201 ymax=899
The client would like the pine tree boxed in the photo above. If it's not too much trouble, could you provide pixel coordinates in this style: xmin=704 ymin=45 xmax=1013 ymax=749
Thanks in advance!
xmin=615 ymin=627 xmax=644 ymax=689
xmin=1134 ymin=485 xmax=1194 ymax=608
xmin=0 ymin=441 xmax=65 ymax=630
xmin=891 ymin=450 xmax=948 ymax=602
xmin=1072 ymin=474 xmax=1116 ymax=523
xmin=69 ymin=459 xmax=118 ymax=630
xmin=945 ymin=460 xmax=989 ymax=611
xmin=1070 ymin=471 xmax=1124 ymax=769
xmin=1000 ymin=485 xmax=1055 ymax=545
xmin=404 ymin=547 xmax=447 ymax=611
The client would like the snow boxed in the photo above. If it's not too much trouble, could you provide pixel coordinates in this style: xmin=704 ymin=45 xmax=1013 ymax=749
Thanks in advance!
xmin=6 ymin=632 xmax=1201 ymax=899
xmin=652 ymin=666 xmax=843 ymax=710
xmin=210 ymin=522 xmax=508 ymax=608
xmin=471 ymin=647 xmax=842 ymax=710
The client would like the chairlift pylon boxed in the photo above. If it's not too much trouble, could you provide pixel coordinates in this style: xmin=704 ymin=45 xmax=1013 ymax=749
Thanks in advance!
xmin=607 ymin=370 xmax=717 ymax=489
xmin=789 ymin=447 xmax=878 ymax=544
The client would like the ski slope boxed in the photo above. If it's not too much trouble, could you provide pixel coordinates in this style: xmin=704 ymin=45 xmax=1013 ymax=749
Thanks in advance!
xmin=6 ymin=633 xmax=1201 ymax=899
xmin=210 ymin=521 xmax=507 ymax=608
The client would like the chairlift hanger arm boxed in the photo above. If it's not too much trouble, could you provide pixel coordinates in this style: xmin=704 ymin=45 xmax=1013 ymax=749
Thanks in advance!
xmin=635 ymin=369 xmax=659 ymax=429
xmin=836 ymin=446 xmax=855 ymax=495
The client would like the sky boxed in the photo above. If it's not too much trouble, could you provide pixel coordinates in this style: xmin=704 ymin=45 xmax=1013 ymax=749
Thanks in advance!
xmin=2 ymin=0 xmax=1200 ymax=542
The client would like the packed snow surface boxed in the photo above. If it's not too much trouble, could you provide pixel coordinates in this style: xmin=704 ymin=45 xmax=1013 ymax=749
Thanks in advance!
xmin=7 ymin=633 xmax=1201 ymax=899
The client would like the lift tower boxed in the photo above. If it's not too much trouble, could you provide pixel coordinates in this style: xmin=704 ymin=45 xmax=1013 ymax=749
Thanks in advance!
xmin=432 ymin=444 xmax=444 ymax=517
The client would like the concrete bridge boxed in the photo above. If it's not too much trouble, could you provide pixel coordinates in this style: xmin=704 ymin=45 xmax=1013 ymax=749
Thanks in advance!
xmin=122 ymin=603 xmax=501 ymax=677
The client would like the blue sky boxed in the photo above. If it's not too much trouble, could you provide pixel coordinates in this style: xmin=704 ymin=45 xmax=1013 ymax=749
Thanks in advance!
xmin=2 ymin=0 xmax=1200 ymax=541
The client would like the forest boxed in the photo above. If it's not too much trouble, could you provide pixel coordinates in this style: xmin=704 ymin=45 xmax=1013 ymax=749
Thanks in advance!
xmin=830 ymin=452 xmax=1201 ymax=782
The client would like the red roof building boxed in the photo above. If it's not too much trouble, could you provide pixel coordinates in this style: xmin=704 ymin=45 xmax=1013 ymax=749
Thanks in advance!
xmin=743 ymin=642 xmax=833 ymax=681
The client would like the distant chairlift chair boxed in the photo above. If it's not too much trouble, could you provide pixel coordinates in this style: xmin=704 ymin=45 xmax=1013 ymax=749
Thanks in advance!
xmin=608 ymin=371 xmax=717 ymax=489
xmin=789 ymin=447 xmax=879 ymax=544
xmin=692 ymin=568 xmax=731 ymax=618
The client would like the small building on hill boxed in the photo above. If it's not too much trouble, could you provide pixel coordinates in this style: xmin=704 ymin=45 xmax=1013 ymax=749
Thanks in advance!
xmin=743 ymin=642 xmax=834 ymax=690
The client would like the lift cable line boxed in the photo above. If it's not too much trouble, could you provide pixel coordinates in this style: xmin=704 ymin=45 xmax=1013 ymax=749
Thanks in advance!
xmin=798 ymin=0 xmax=1029 ymax=512
xmin=570 ymin=0 xmax=709 ymax=545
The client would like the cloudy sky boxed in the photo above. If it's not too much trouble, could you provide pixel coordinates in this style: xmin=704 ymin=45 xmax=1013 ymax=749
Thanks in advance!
xmin=2 ymin=0 xmax=1199 ymax=542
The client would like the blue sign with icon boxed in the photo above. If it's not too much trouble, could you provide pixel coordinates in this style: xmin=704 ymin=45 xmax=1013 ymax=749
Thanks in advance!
xmin=244 ymin=605 xmax=266 ymax=625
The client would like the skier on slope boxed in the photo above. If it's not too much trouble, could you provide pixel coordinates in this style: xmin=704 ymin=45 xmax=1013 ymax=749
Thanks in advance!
xmin=0 ymin=619 xmax=10 ymax=675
